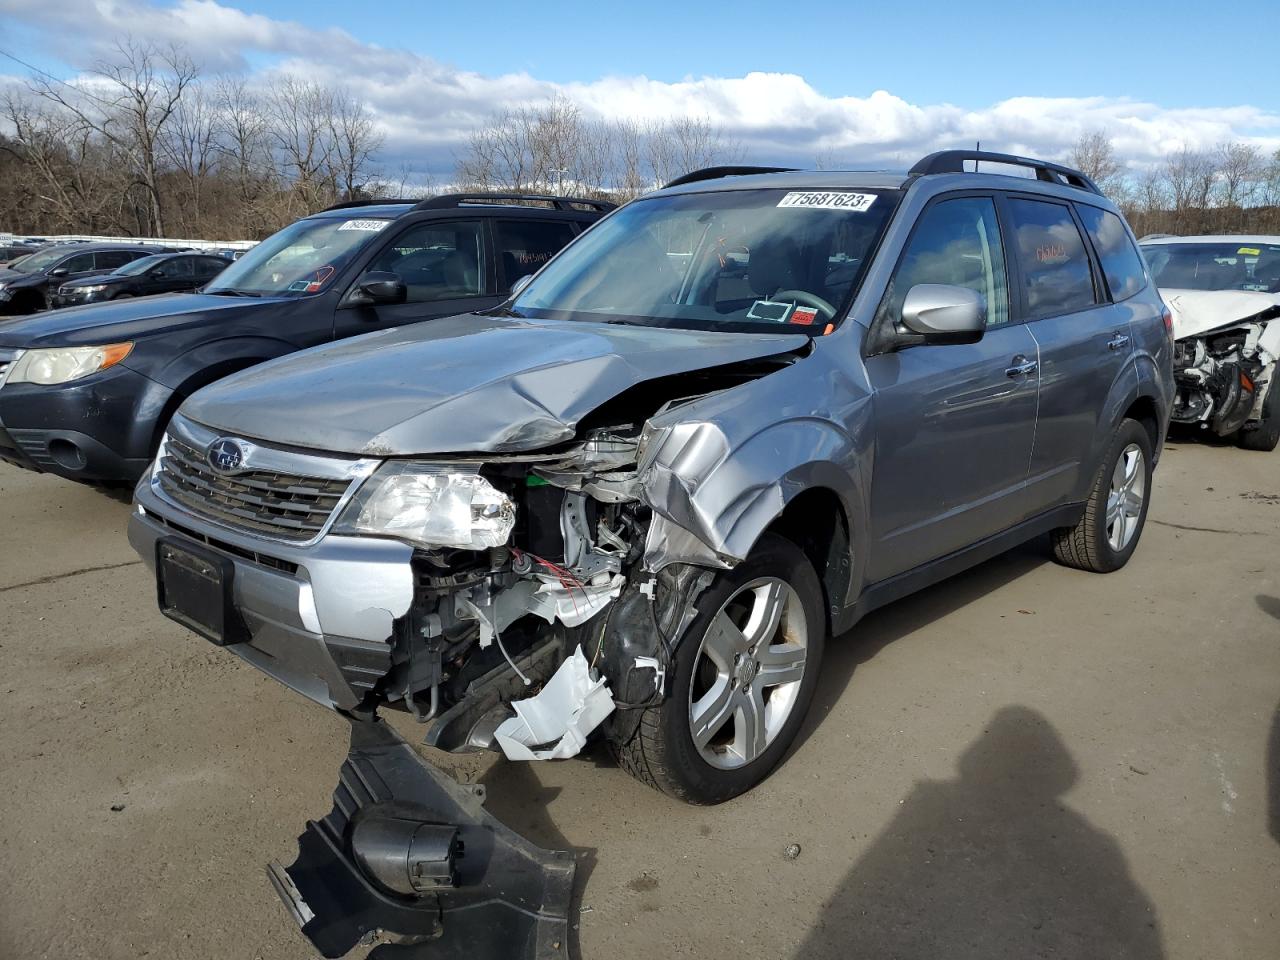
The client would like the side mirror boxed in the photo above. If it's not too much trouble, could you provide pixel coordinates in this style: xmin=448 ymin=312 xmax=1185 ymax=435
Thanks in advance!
xmin=353 ymin=271 xmax=407 ymax=306
xmin=50 ymin=267 xmax=68 ymax=277
xmin=899 ymin=284 xmax=986 ymax=344
xmin=151 ymin=269 xmax=167 ymax=279
xmin=510 ymin=274 xmax=533 ymax=297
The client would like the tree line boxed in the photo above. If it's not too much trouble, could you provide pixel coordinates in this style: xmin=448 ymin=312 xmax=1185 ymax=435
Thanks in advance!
xmin=0 ymin=39 xmax=384 ymax=240
xmin=1068 ymin=131 xmax=1280 ymax=237
xmin=4 ymin=39 xmax=1279 ymax=242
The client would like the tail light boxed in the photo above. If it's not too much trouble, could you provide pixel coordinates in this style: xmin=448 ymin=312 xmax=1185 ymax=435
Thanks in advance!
xmin=1162 ymin=304 xmax=1174 ymax=339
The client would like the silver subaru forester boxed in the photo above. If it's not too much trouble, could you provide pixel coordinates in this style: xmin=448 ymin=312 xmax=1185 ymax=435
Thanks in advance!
xmin=129 ymin=151 xmax=1173 ymax=954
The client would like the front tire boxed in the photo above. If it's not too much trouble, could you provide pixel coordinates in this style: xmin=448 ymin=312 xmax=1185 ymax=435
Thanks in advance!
xmin=610 ymin=533 xmax=825 ymax=804
xmin=1051 ymin=418 xmax=1153 ymax=572
xmin=1238 ymin=381 xmax=1279 ymax=452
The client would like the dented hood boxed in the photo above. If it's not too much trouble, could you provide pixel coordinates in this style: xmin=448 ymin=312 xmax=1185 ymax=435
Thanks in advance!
xmin=182 ymin=313 xmax=808 ymax=455
xmin=1162 ymin=288 xmax=1280 ymax=340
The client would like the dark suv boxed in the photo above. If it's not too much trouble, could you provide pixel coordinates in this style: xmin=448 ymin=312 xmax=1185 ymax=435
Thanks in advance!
xmin=0 ymin=242 xmax=173 ymax=315
xmin=0 ymin=193 xmax=610 ymax=483
xmin=50 ymin=251 xmax=230 ymax=308
xmin=129 ymin=152 xmax=1172 ymax=958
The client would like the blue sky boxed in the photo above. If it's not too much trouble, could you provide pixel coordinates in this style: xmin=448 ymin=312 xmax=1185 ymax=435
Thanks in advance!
xmin=184 ymin=0 xmax=1280 ymax=113
xmin=2 ymin=0 xmax=1278 ymax=178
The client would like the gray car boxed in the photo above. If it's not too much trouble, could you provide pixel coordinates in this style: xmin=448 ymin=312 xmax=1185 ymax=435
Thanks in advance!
xmin=127 ymin=151 xmax=1172 ymax=954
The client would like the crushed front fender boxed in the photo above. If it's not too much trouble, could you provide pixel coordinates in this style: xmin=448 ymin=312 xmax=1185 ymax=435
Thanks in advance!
xmin=268 ymin=717 xmax=576 ymax=960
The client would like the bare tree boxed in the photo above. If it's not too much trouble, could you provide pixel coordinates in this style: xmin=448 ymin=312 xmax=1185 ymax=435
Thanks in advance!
xmin=162 ymin=83 xmax=220 ymax=233
xmin=28 ymin=38 xmax=198 ymax=235
xmin=1069 ymin=130 xmax=1126 ymax=200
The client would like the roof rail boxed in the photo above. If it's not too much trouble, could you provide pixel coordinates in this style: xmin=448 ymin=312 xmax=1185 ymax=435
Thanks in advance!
xmin=411 ymin=193 xmax=617 ymax=213
xmin=321 ymin=198 xmax=417 ymax=212
xmin=909 ymin=150 xmax=1101 ymax=195
xmin=663 ymin=165 xmax=799 ymax=189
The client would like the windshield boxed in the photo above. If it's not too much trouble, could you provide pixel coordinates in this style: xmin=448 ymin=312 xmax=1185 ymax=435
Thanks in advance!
xmin=113 ymin=254 xmax=169 ymax=277
xmin=512 ymin=188 xmax=898 ymax=332
xmin=9 ymin=246 xmax=73 ymax=274
xmin=1142 ymin=241 xmax=1280 ymax=293
xmin=204 ymin=215 xmax=394 ymax=296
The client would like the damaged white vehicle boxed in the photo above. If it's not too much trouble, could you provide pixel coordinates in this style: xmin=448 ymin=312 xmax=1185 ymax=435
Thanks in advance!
xmin=129 ymin=153 xmax=1172 ymax=959
xmin=1141 ymin=236 xmax=1280 ymax=451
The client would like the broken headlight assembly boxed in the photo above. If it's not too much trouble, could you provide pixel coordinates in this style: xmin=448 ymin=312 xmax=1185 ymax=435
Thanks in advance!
xmin=334 ymin=462 xmax=516 ymax=550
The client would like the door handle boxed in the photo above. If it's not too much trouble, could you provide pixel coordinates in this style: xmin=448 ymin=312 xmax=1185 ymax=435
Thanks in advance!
xmin=1108 ymin=334 xmax=1131 ymax=351
xmin=1005 ymin=356 xmax=1038 ymax=378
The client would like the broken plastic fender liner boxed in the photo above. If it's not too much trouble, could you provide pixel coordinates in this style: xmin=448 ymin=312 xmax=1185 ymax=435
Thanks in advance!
xmin=268 ymin=717 xmax=576 ymax=960
xmin=494 ymin=647 xmax=615 ymax=761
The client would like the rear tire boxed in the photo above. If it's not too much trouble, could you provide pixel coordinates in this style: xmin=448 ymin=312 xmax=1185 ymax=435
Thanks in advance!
xmin=609 ymin=533 xmax=825 ymax=804
xmin=1051 ymin=418 xmax=1153 ymax=573
xmin=1237 ymin=382 xmax=1279 ymax=452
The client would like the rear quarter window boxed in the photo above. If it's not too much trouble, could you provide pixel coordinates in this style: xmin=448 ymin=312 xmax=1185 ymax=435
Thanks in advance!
xmin=1006 ymin=198 xmax=1098 ymax=317
xmin=1076 ymin=205 xmax=1146 ymax=301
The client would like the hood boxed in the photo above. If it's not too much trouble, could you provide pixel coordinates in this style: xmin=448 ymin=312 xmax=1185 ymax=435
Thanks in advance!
xmin=183 ymin=313 xmax=810 ymax=456
xmin=0 ymin=266 xmax=39 ymax=286
xmin=1162 ymin=288 xmax=1280 ymax=339
xmin=60 ymin=274 xmax=131 ymax=289
xmin=0 ymin=292 xmax=285 ymax=348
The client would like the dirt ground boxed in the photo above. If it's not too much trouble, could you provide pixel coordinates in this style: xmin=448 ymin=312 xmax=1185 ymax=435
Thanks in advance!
xmin=1 ymin=436 xmax=1278 ymax=960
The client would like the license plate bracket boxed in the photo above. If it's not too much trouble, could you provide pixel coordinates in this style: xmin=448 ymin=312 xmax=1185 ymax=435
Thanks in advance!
xmin=156 ymin=538 xmax=245 ymax=646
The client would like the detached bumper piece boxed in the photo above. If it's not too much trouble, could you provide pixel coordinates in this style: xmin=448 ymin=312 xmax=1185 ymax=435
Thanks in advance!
xmin=268 ymin=718 xmax=576 ymax=960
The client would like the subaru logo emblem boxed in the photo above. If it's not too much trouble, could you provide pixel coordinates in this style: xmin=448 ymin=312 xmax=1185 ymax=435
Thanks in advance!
xmin=207 ymin=438 xmax=246 ymax=474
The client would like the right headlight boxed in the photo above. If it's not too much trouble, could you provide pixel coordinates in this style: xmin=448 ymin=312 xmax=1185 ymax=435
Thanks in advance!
xmin=334 ymin=462 xmax=516 ymax=551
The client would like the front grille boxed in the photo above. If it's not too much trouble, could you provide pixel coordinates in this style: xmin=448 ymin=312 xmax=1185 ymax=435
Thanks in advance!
xmin=156 ymin=436 xmax=353 ymax=541
xmin=0 ymin=348 xmax=14 ymax=388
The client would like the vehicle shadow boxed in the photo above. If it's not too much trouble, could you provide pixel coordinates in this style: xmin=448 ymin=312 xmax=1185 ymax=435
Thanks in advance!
xmin=479 ymin=755 xmax=600 ymax=960
xmin=1258 ymin=595 xmax=1280 ymax=845
xmin=790 ymin=539 xmax=1050 ymax=758
xmin=793 ymin=705 xmax=1165 ymax=959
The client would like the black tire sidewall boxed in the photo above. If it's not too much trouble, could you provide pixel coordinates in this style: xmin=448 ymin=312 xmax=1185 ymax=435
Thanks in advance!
xmin=1239 ymin=381 xmax=1280 ymax=452
xmin=1089 ymin=419 xmax=1154 ymax=571
xmin=655 ymin=533 xmax=826 ymax=804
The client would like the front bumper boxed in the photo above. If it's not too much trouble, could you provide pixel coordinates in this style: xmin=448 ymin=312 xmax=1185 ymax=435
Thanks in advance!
xmin=272 ymin=717 xmax=576 ymax=959
xmin=0 ymin=365 xmax=160 ymax=482
xmin=130 ymin=479 xmax=415 ymax=711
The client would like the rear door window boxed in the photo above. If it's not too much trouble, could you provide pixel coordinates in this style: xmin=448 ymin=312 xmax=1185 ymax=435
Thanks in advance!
xmin=1006 ymin=198 xmax=1098 ymax=317
xmin=96 ymin=251 xmax=139 ymax=270
xmin=495 ymin=220 xmax=577 ymax=289
xmin=1076 ymin=205 xmax=1146 ymax=301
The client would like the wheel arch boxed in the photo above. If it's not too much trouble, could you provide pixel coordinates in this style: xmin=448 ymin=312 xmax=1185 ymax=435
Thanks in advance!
xmin=148 ymin=344 xmax=297 ymax=453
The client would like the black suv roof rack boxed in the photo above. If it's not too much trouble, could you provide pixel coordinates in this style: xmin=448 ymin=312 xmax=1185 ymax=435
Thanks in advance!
xmin=321 ymin=198 xmax=417 ymax=212
xmin=910 ymin=150 xmax=1101 ymax=195
xmin=411 ymin=193 xmax=616 ymax=213
xmin=663 ymin=165 xmax=799 ymax=189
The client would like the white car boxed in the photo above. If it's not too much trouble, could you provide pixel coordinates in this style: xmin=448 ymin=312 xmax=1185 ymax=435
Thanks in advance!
xmin=1141 ymin=235 xmax=1280 ymax=451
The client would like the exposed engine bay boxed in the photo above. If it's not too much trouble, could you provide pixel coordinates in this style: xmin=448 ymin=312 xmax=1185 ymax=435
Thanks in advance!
xmin=367 ymin=355 xmax=797 ymax=759
xmin=1165 ymin=289 xmax=1280 ymax=447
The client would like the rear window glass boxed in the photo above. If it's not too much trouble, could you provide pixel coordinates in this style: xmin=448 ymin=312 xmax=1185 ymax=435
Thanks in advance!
xmin=1006 ymin=198 xmax=1097 ymax=316
xmin=495 ymin=220 xmax=577 ymax=288
xmin=1077 ymin=205 xmax=1146 ymax=301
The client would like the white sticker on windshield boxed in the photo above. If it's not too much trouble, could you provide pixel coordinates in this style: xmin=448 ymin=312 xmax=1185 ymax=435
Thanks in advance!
xmin=337 ymin=219 xmax=390 ymax=232
xmin=777 ymin=191 xmax=876 ymax=212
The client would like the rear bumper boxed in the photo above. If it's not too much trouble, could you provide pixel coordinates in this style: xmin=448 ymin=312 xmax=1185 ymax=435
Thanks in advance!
xmin=129 ymin=482 xmax=415 ymax=711
xmin=271 ymin=717 xmax=576 ymax=960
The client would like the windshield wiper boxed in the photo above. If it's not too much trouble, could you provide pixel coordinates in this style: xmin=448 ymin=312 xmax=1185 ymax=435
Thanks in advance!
xmin=489 ymin=305 xmax=526 ymax=318
xmin=207 ymin=288 xmax=263 ymax=298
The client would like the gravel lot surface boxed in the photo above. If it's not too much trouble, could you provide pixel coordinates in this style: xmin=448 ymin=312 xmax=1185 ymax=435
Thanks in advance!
xmin=1 ymin=437 xmax=1277 ymax=959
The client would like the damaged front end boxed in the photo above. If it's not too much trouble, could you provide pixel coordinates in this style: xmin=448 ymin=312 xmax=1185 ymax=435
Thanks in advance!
xmin=1166 ymin=289 xmax=1280 ymax=439
xmin=129 ymin=349 xmax=803 ymax=958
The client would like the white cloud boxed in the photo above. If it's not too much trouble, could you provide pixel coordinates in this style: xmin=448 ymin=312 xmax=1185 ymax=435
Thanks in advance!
xmin=2 ymin=0 xmax=1278 ymax=178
